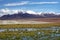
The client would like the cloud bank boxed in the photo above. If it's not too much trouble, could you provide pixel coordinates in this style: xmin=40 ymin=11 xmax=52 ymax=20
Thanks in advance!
xmin=0 ymin=8 xmax=60 ymax=17
xmin=0 ymin=8 xmax=42 ymax=17
xmin=4 ymin=1 xmax=29 ymax=6
xmin=4 ymin=1 xmax=59 ymax=6
xmin=30 ymin=2 xmax=59 ymax=4
xmin=0 ymin=8 xmax=19 ymax=16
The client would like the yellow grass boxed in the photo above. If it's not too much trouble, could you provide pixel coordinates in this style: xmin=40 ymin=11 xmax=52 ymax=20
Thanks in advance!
xmin=0 ymin=23 xmax=60 ymax=28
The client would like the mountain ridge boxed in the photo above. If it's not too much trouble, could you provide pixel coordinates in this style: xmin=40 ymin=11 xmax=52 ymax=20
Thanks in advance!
xmin=0 ymin=11 xmax=60 ymax=20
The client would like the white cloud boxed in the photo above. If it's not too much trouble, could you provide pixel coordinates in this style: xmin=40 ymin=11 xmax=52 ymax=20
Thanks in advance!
xmin=0 ymin=8 xmax=36 ymax=15
xmin=0 ymin=8 xmax=41 ymax=17
xmin=4 ymin=1 xmax=29 ymax=6
xmin=30 ymin=2 xmax=59 ymax=4
xmin=4 ymin=1 xmax=59 ymax=6
xmin=0 ymin=8 xmax=60 ymax=17
xmin=0 ymin=8 xmax=20 ymax=16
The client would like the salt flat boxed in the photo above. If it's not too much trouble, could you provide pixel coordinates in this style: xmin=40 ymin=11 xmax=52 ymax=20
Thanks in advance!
xmin=0 ymin=20 xmax=50 ymax=24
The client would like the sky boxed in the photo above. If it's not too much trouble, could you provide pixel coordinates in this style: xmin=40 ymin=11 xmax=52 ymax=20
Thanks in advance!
xmin=0 ymin=0 xmax=60 ymax=16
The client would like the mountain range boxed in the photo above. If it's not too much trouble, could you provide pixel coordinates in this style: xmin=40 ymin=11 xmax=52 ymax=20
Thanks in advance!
xmin=0 ymin=11 xmax=60 ymax=20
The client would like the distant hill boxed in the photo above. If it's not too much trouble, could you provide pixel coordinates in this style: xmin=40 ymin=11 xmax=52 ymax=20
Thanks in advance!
xmin=0 ymin=11 xmax=60 ymax=20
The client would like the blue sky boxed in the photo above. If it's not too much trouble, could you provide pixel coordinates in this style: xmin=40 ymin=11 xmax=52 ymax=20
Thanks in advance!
xmin=0 ymin=0 xmax=60 ymax=15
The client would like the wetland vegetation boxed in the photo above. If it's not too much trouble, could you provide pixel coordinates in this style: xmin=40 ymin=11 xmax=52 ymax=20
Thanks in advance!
xmin=0 ymin=23 xmax=60 ymax=40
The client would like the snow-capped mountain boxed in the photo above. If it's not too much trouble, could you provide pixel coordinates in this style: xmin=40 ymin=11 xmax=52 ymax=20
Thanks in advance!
xmin=0 ymin=11 xmax=60 ymax=20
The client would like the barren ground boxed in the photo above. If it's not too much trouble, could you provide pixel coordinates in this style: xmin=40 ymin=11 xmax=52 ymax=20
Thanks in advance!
xmin=0 ymin=18 xmax=60 ymax=24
